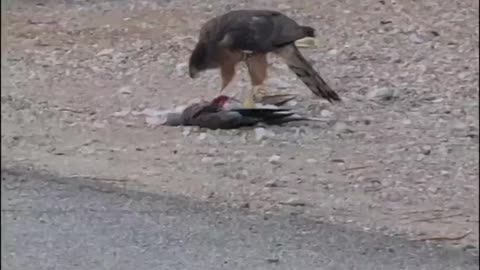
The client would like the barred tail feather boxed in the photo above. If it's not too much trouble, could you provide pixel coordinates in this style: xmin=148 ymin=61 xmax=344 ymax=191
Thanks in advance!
xmin=277 ymin=44 xmax=341 ymax=103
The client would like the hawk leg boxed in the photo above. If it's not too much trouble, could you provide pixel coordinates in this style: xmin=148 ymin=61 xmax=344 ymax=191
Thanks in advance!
xmin=245 ymin=54 xmax=269 ymax=107
xmin=219 ymin=50 xmax=244 ymax=95
xmin=220 ymin=62 xmax=236 ymax=95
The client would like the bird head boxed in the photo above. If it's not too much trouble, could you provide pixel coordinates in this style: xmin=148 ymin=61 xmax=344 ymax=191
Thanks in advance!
xmin=210 ymin=95 xmax=231 ymax=107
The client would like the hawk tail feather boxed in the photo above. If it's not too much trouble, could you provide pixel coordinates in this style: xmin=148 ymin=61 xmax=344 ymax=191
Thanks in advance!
xmin=282 ymin=45 xmax=341 ymax=103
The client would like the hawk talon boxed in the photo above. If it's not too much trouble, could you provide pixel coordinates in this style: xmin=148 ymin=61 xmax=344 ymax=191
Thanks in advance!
xmin=243 ymin=92 xmax=257 ymax=108
xmin=253 ymin=87 xmax=269 ymax=102
xmin=243 ymin=99 xmax=256 ymax=109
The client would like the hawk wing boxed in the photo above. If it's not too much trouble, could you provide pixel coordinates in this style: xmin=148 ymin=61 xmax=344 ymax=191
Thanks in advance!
xmin=209 ymin=9 xmax=313 ymax=53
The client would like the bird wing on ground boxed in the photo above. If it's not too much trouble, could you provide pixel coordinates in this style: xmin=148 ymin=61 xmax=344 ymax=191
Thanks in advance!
xmin=192 ymin=110 xmax=260 ymax=129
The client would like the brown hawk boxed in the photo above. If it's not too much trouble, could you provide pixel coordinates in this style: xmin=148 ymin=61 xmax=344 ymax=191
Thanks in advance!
xmin=188 ymin=9 xmax=341 ymax=108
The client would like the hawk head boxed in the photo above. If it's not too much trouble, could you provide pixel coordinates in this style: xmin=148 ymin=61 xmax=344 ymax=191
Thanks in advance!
xmin=189 ymin=42 xmax=218 ymax=79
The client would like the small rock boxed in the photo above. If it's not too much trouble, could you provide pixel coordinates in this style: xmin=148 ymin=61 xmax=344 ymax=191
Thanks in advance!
xmin=112 ymin=108 xmax=130 ymax=117
xmin=280 ymin=198 xmax=306 ymax=207
xmin=240 ymin=202 xmax=250 ymax=209
xmin=266 ymin=258 xmax=280 ymax=263
xmin=320 ymin=109 xmax=333 ymax=118
xmin=96 ymin=48 xmax=114 ymax=56
xmin=327 ymin=49 xmax=338 ymax=56
xmin=333 ymin=122 xmax=354 ymax=134
xmin=255 ymin=127 xmax=275 ymax=141
xmin=244 ymin=155 xmax=257 ymax=162
xmin=277 ymin=3 xmax=290 ymax=10
xmin=453 ymin=121 xmax=467 ymax=130
xmin=213 ymin=159 xmax=227 ymax=166
xmin=366 ymin=87 xmax=396 ymax=100
xmin=272 ymin=62 xmax=289 ymax=71
xmin=268 ymin=78 xmax=291 ymax=89
xmin=421 ymin=145 xmax=432 ymax=155
xmin=197 ymin=133 xmax=208 ymax=141
xmin=306 ymin=158 xmax=317 ymax=164
xmin=201 ymin=157 xmax=213 ymax=163
xmin=234 ymin=170 xmax=249 ymax=180
xmin=145 ymin=116 xmax=163 ymax=127
xmin=233 ymin=150 xmax=247 ymax=157
xmin=118 ymin=86 xmax=132 ymax=95
xmin=207 ymin=148 xmax=218 ymax=156
xmin=457 ymin=71 xmax=470 ymax=80
xmin=175 ymin=62 xmax=188 ymax=76
xmin=415 ymin=154 xmax=425 ymax=161
xmin=182 ymin=127 xmax=192 ymax=136
xmin=362 ymin=117 xmax=374 ymax=125
xmin=92 ymin=121 xmax=106 ymax=129
xmin=402 ymin=119 xmax=412 ymax=125
xmin=268 ymin=155 xmax=281 ymax=164
xmin=285 ymin=100 xmax=298 ymax=106
xmin=264 ymin=180 xmax=278 ymax=187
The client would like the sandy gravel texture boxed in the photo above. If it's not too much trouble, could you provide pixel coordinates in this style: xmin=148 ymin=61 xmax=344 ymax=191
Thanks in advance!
xmin=2 ymin=0 xmax=479 ymax=252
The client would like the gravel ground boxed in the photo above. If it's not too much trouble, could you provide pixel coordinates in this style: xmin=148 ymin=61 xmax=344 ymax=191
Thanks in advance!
xmin=2 ymin=0 xmax=479 ymax=251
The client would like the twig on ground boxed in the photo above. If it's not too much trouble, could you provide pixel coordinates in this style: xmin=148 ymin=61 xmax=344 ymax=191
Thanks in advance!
xmin=343 ymin=165 xmax=372 ymax=171
xmin=417 ymin=230 xmax=472 ymax=242
xmin=407 ymin=213 xmax=465 ymax=224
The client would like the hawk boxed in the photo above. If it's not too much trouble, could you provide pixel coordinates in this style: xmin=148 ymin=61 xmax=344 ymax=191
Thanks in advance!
xmin=188 ymin=9 xmax=341 ymax=108
xmin=161 ymin=95 xmax=313 ymax=129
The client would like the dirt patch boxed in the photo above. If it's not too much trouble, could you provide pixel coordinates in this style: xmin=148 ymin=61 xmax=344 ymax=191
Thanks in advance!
xmin=2 ymin=0 xmax=478 ymax=252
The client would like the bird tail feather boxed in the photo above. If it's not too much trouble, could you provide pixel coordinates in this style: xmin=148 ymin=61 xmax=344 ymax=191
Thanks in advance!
xmin=277 ymin=44 xmax=341 ymax=103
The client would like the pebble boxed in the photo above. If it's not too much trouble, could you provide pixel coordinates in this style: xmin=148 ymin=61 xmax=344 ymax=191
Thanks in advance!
xmin=280 ymin=198 xmax=307 ymax=207
xmin=421 ymin=145 xmax=432 ymax=155
xmin=285 ymin=100 xmax=298 ymax=106
xmin=453 ymin=121 xmax=467 ymax=130
xmin=92 ymin=121 xmax=106 ymax=129
xmin=112 ymin=108 xmax=130 ymax=117
xmin=213 ymin=159 xmax=227 ymax=166
xmin=333 ymin=122 xmax=354 ymax=134
xmin=277 ymin=4 xmax=291 ymax=10
xmin=145 ymin=116 xmax=162 ymax=127
xmin=268 ymin=155 xmax=281 ymax=164
xmin=175 ymin=62 xmax=188 ymax=76
xmin=197 ymin=133 xmax=208 ymax=141
xmin=264 ymin=180 xmax=278 ymax=187
xmin=268 ymin=78 xmax=291 ymax=89
xmin=327 ymin=49 xmax=338 ymax=55
xmin=402 ymin=119 xmax=412 ymax=125
xmin=234 ymin=170 xmax=249 ymax=180
xmin=320 ymin=109 xmax=333 ymax=118
xmin=96 ymin=48 xmax=114 ymax=56
xmin=306 ymin=158 xmax=317 ymax=164
xmin=182 ymin=127 xmax=192 ymax=136
xmin=255 ymin=127 xmax=275 ymax=141
xmin=233 ymin=150 xmax=247 ymax=157
xmin=366 ymin=87 xmax=396 ymax=100
xmin=201 ymin=157 xmax=213 ymax=163
xmin=118 ymin=86 xmax=132 ymax=95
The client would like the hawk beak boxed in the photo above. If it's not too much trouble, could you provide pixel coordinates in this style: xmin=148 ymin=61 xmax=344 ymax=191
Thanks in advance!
xmin=294 ymin=37 xmax=319 ymax=48
xmin=189 ymin=68 xmax=199 ymax=79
